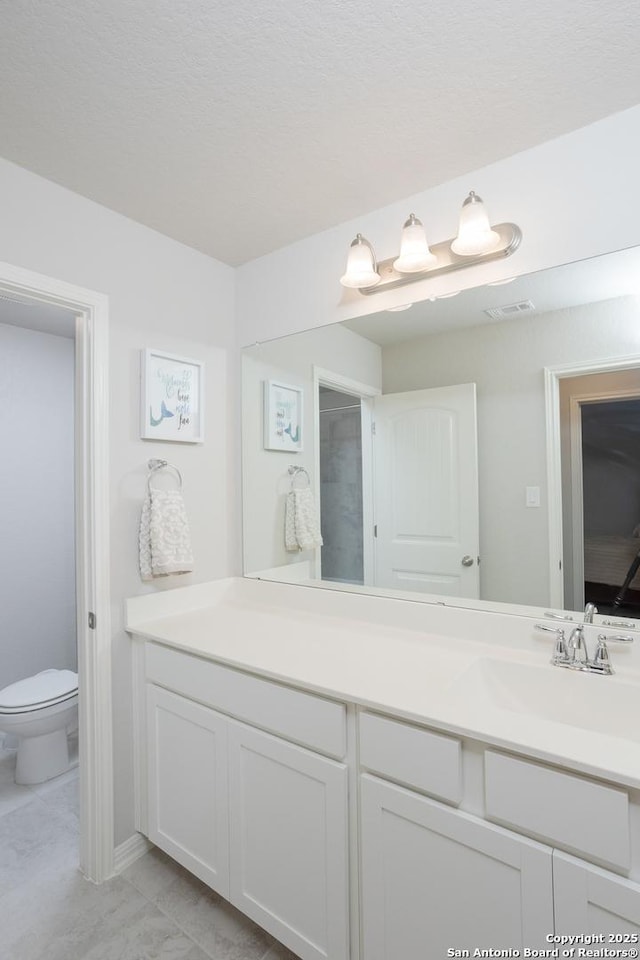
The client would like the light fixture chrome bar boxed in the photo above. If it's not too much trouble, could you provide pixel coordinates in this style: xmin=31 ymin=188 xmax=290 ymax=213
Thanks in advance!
xmin=359 ymin=222 xmax=522 ymax=296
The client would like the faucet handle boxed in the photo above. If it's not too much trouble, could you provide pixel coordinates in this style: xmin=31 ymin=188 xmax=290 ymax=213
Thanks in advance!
xmin=593 ymin=636 xmax=614 ymax=675
xmin=600 ymin=633 xmax=634 ymax=643
xmin=535 ymin=624 xmax=569 ymax=664
xmin=535 ymin=623 xmax=566 ymax=635
xmin=543 ymin=611 xmax=575 ymax=621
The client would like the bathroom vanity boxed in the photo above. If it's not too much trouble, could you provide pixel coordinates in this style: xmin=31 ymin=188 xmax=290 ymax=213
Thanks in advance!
xmin=126 ymin=578 xmax=640 ymax=960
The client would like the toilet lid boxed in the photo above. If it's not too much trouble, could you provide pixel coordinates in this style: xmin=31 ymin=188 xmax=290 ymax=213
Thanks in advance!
xmin=0 ymin=669 xmax=78 ymax=711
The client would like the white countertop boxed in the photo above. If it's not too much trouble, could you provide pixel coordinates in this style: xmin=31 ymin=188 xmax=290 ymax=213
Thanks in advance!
xmin=126 ymin=578 xmax=640 ymax=791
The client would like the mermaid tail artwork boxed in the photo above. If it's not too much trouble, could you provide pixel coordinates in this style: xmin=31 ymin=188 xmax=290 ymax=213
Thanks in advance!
xmin=284 ymin=422 xmax=299 ymax=443
xmin=149 ymin=400 xmax=175 ymax=427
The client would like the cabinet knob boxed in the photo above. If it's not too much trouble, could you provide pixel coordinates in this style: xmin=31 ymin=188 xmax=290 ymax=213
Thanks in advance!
xmin=461 ymin=556 xmax=474 ymax=567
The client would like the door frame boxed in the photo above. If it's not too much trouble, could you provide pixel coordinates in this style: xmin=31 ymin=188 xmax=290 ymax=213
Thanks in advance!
xmin=312 ymin=367 xmax=380 ymax=585
xmin=0 ymin=260 xmax=113 ymax=883
xmin=568 ymin=387 xmax=640 ymax=610
xmin=545 ymin=355 xmax=640 ymax=611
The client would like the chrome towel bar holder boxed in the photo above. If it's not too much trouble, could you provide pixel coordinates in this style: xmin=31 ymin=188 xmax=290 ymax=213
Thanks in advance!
xmin=288 ymin=464 xmax=310 ymax=487
xmin=147 ymin=458 xmax=183 ymax=489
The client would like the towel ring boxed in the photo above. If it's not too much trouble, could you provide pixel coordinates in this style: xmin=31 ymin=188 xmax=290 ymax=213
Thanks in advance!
xmin=288 ymin=465 xmax=310 ymax=488
xmin=147 ymin=458 xmax=183 ymax=491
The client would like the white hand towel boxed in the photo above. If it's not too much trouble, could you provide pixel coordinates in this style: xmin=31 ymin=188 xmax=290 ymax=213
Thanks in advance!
xmin=285 ymin=487 xmax=323 ymax=552
xmin=139 ymin=488 xmax=194 ymax=581
xmin=285 ymin=491 xmax=298 ymax=552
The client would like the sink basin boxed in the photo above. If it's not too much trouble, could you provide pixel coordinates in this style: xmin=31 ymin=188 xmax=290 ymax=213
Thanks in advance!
xmin=450 ymin=657 xmax=640 ymax=742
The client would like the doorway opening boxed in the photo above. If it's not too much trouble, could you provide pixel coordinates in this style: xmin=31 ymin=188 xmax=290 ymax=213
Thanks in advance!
xmin=0 ymin=261 xmax=112 ymax=883
xmin=312 ymin=367 xmax=379 ymax=588
xmin=582 ymin=397 xmax=640 ymax=615
xmin=560 ymin=371 xmax=640 ymax=615
xmin=318 ymin=387 xmax=364 ymax=585
xmin=0 ymin=297 xmax=78 ymax=793
xmin=547 ymin=358 xmax=640 ymax=616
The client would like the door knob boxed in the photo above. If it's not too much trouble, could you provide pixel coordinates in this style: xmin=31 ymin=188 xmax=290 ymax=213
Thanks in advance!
xmin=461 ymin=555 xmax=474 ymax=567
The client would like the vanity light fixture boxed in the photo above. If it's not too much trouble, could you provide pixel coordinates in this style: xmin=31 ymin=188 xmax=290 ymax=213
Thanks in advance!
xmin=393 ymin=214 xmax=437 ymax=273
xmin=340 ymin=191 xmax=522 ymax=296
xmin=451 ymin=191 xmax=500 ymax=256
xmin=339 ymin=233 xmax=380 ymax=289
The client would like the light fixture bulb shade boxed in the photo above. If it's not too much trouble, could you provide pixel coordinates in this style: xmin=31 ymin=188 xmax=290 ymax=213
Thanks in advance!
xmin=340 ymin=234 xmax=380 ymax=288
xmin=451 ymin=191 xmax=501 ymax=257
xmin=393 ymin=214 xmax=437 ymax=273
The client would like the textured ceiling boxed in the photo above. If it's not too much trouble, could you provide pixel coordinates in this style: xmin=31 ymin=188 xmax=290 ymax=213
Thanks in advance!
xmin=2 ymin=1 xmax=640 ymax=265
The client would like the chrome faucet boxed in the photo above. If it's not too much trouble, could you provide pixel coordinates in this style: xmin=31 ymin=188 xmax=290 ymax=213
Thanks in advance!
xmin=583 ymin=602 xmax=597 ymax=624
xmin=568 ymin=623 xmax=590 ymax=665
xmin=534 ymin=621 xmax=634 ymax=674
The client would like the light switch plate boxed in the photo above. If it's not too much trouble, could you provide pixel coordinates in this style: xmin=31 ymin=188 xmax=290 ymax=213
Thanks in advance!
xmin=526 ymin=486 xmax=540 ymax=508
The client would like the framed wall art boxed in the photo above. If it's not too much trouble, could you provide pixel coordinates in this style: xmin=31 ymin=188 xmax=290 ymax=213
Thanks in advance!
xmin=141 ymin=348 xmax=204 ymax=443
xmin=263 ymin=380 xmax=303 ymax=452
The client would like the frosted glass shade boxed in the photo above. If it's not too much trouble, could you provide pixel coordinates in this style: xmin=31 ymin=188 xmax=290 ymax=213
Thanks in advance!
xmin=451 ymin=191 xmax=501 ymax=257
xmin=393 ymin=214 xmax=437 ymax=273
xmin=340 ymin=234 xmax=380 ymax=289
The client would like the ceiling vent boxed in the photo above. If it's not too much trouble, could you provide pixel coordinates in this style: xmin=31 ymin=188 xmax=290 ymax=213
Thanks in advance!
xmin=484 ymin=299 xmax=536 ymax=321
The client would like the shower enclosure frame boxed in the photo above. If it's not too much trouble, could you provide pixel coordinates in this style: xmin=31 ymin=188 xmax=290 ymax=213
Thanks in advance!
xmin=0 ymin=259 xmax=113 ymax=884
xmin=312 ymin=366 xmax=381 ymax=586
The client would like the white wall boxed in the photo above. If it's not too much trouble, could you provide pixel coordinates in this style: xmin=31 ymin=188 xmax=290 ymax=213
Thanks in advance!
xmin=0 ymin=322 xmax=76 ymax=687
xmin=0 ymin=157 xmax=236 ymax=845
xmin=381 ymin=296 xmax=640 ymax=608
xmin=236 ymin=105 xmax=640 ymax=346
xmin=242 ymin=324 xmax=381 ymax=573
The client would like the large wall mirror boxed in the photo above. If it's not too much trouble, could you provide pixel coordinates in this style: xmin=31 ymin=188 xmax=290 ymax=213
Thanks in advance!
xmin=242 ymin=245 xmax=640 ymax=625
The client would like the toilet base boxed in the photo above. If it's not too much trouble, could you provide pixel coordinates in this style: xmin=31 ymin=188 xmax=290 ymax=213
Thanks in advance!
xmin=15 ymin=728 xmax=70 ymax=785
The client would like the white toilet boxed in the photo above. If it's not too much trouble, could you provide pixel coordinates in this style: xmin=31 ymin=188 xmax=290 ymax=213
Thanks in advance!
xmin=0 ymin=669 xmax=78 ymax=785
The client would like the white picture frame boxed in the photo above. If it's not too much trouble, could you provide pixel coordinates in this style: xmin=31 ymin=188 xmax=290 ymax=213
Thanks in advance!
xmin=263 ymin=380 xmax=303 ymax=452
xmin=141 ymin=348 xmax=204 ymax=443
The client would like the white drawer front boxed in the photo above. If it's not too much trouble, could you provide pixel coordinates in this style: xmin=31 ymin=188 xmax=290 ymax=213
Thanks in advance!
xmin=485 ymin=751 xmax=630 ymax=871
xmin=359 ymin=712 xmax=462 ymax=804
xmin=146 ymin=642 xmax=346 ymax=759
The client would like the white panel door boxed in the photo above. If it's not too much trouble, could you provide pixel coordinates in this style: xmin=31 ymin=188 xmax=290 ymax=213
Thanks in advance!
xmin=360 ymin=775 xmax=553 ymax=959
xmin=554 ymin=850 xmax=640 ymax=935
xmin=373 ymin=383 xmax=479 ymax=596
xmin=228 ymin=721 xmax=349 ymax=960
xmin=147 ymin=684 xmax=230 ymax=896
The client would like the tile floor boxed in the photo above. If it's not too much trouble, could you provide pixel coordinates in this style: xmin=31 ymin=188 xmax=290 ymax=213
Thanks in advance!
xmin=0 ymin=740 xmax=298 ymax=960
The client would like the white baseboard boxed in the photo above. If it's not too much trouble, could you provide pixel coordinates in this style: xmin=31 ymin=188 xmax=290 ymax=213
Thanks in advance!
xmin=113 ymin=832 xmax=152 ymax=874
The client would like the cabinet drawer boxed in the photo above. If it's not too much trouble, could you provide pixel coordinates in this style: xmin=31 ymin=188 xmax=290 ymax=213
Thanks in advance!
xmin=359 ymin=712 xmax=462 ymax=803
xmin=146 ymin=643 xmax=346 ymax=759
xmin=485 ymin=751 xmax=630 ymax=871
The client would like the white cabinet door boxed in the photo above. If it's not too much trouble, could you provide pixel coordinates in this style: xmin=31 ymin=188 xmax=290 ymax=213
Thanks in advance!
xmin=228 ymin=721 xmax=349 ymax=960
xmin=361 ymin=775 xmax=553 ymax=959
xmin=554 ymin=850 xmax=640 ymax=935
xmin=147 ymin=684 xmax=229 ymax=896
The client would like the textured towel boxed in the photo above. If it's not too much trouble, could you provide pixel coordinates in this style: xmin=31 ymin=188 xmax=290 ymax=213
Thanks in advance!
xmin=139 ymin=488 xmax=194 ymax=581
xmin=285 ymin=487 xmax=323 ymax=552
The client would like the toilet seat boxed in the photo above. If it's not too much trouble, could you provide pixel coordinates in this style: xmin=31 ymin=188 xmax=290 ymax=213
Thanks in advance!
xmin=0 ymin=669 xmax=78 ymax=715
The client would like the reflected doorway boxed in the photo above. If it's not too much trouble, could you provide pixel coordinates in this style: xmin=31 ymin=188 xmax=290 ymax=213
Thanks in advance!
xmin=581 ymin=397 xmax=640 ymax=614
xmin=318 ymin=387 xmax=364 ymax=585
xmin=560 ymin=368 xmax=640 ymax=615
